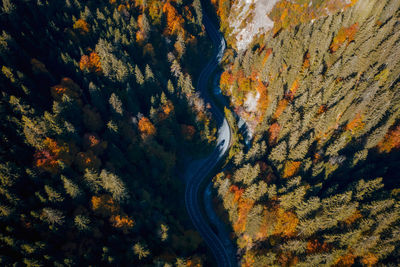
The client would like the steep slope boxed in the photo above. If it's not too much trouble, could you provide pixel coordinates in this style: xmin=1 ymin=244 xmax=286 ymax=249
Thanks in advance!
xmin=212 ymin=0 xmax=400 ymax=265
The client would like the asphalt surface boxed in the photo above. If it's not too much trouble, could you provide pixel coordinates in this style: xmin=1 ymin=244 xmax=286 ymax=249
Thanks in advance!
xmin=184 ymin=13 xmax=237 ymax=267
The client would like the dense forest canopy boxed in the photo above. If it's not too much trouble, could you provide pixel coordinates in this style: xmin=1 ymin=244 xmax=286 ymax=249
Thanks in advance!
xmin=211 ymin=0 xmax=400 ymax=266
xmin=0 ymin=0 xmax=218 ymax=265
xmin=1 ymin=0 xmax=400 ymax=266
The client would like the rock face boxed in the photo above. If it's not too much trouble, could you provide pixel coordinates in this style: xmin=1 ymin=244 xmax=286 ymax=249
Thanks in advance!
xmin=228 ymin=0 xmax=278 ymax=51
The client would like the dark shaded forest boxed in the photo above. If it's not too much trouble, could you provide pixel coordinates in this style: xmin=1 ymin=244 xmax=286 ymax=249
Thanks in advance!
xmin=0 ymin=0 xmax=218 ymax=265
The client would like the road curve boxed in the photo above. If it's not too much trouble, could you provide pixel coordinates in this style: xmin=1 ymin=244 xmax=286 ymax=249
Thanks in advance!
xmin=184 ymin=9 xmax=237 ymax=267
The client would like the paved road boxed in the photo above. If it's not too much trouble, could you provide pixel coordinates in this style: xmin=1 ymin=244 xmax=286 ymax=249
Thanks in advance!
xmin=184 ymin=11 xmax=237 ymax=267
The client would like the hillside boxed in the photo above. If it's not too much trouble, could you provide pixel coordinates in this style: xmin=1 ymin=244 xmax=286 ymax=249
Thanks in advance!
xmin=212 ymin=0 xmax=400 ymax=265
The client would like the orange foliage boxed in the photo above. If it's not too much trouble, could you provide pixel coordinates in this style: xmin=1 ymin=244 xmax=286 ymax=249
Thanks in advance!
xmin=256 ymin=80 xmax=269 ymax=118
xmin=345 ymin=113 xmax=365 ymax=134
xmin=163 ymin=1 xmax=185 ymax=35
xmin=333 ymin=252 xmax=356 ymax=267
xmin=330 ymin=23 xmax=359 ymax=53
xmin=268 ymin=123 xmax=281 ymax=145
xmin=79 ymin=52 xmax=102 ymax=73
xmin=220 ymin=70 xmax=234 ymax=93
xmin=282 ymin=161 xmax=301 ymax=178
xmin=361 ymin=253 xmax=378 ymax=267
xmin=306 ymin=239 xmax=330 ymax=254
xmin=73 ymin=19 xmax=90 ymax=34
xmin=302 ymin=52 xmax=310 ymax=69
xmin=181 ymin=124 xmax=196 ymax=140
xmin=51 ymin=77 xmax=81 ymax=101
xmin=91 ymin=195 xmax=119 ymax=217
xmin=258 ymin=207 xmax=298 ymax=240
xmin=313 ymin=152 xmax=322 ymax=163
xmin=110 ymin=214 xmax=134 ymax=231
xmin=344 ymin=210 xmax=362 ymax=225
xmin=233 ymin=198 xmax=254 ymax=234
xmin=34 ymin=138 xmax=72 ymax=174
xmin=273 ymin=208 xmax=298 ymax=237
xmin=286 ymin=79 xmax=299 ymax=101
xmin=138 ymin=117 xmax=156 ymax=138
xmin=83 ymin=133 xmax=100 ymax=148
xmin=377 ymin=124 xmax=400 ymax=153
xmin=186 ymin=256 xmax=202 ymax=267
xmin=273 ymin=99 xmax=289 ymax=119
xmin=318 ymin=104 xmax=328 ymax=115
xmin=262 ymin=48 xmax=273 ymax=66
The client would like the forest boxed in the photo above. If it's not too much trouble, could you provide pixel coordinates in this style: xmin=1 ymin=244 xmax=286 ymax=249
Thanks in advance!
xmin=0 ymin=0 xmax=219 ymax=265
xmin=210 ymin=0 xmax=400 ymax=266
xmin=1 ymin=0 xmax=400 ymax=266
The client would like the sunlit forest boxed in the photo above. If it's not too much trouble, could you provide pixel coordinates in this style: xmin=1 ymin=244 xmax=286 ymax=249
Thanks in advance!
xmin=211 ymin=0 xmax=400 ymax=266
xmin=0 ymin=0 xmax=219 ymax=265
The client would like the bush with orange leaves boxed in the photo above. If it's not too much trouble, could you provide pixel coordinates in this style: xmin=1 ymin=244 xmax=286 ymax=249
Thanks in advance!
xmin=34 ymin=137 xmax=72 ymax=174
xmin=282 ymin=161 xmax=301 ymax=178
xmin=330 ymin=23 xmax=359 ymax=52
xmin=79 ymin=52 xmax=102 ymax=73
xmin=361 ymin=253 xmax=378 ymax=267
xmin=138 ymin=117 xmax=156 ymax=138
xmin=163 ymin=1 xmax=185 ymax=36
xmin=377 ymin=124 xmax=400 ymax=153
xmin=110 ymin=215 xmax=135 ymax=233
xmin=73 ymin=19 xmax=90 ymax=34
xmin=268 ymin=122 xmax=280 ymax=145
xmin=345 ymin=113 xmax=365 ymax=135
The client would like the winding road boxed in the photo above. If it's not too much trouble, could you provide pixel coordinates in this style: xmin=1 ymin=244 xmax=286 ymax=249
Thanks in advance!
xmin=184 ymin=9 xmax=237 ymax=267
